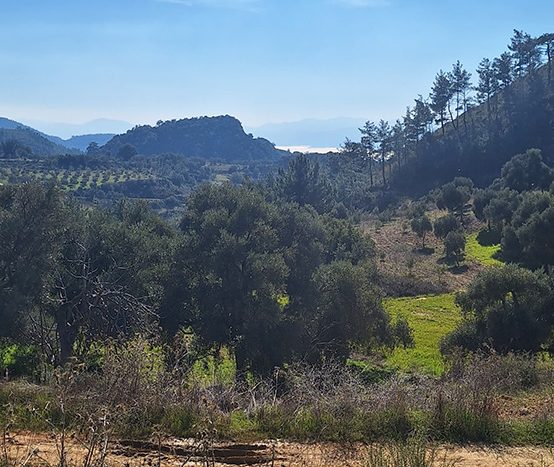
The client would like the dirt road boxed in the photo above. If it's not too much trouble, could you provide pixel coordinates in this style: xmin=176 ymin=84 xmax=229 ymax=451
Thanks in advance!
xmin=4 ymin=432 xmax=553 ymax=466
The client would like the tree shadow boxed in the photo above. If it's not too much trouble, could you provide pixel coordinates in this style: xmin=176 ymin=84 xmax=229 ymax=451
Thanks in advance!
xmin=477 ymin=228 xmax=501 ymax=246
xmin=437 ymin=255 xmax=469 ymax=274
xmin=414 ymin=247 xmax=435 ymax=255
xmin=447 ymin=264 xmax=469 ymax=274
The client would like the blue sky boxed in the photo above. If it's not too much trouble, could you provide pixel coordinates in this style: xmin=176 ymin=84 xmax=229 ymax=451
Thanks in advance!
xmin=1 ymin=0 xmax=553 ymax=135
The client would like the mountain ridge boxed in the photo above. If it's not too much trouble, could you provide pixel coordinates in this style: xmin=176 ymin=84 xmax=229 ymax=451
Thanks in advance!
xmin=100 ymin=115 xmax=287 ymax=161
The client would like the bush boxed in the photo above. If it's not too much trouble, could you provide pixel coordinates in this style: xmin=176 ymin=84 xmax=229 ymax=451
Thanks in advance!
xmin=394 ymin=316 xmax=415 ymax=349
xmin=444 ymin=231 xmax=466 ymax=265
xmin=433 ymin=214 xmax=460 ymax=239
xmin=449 ymin=265 xmax=554 ymax=354
xmin=411 ymin=215 xmax=433 ymax=248
xmin=0 ymin=342 xmax=38 ymax=378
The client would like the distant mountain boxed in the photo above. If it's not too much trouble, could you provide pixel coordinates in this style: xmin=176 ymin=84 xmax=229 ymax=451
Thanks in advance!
xmin=248 ymin=118 xmax=365 ymax=148
xmin=101 ymin=116 xmax=286 ymax=161
xmin=25 ymin=118 xmax=131 ymax=140
xmin=45 ymin=133 xmax=115 ymax=151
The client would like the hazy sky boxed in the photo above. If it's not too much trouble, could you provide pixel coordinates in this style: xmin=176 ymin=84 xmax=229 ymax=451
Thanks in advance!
xmin=1 ymin=0 xmax=553 ymax=130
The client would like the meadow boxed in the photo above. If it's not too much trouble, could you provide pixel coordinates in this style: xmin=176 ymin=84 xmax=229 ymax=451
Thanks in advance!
xmin=385 ymin=293 xmax=460 ymax=375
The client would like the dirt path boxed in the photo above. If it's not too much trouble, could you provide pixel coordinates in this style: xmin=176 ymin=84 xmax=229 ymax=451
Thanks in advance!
xmin=4 ymin=432 xmax=554 ymax=466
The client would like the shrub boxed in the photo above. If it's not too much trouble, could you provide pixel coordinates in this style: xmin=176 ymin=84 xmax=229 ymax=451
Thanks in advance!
xmin=444 ymin=231 xmax=465 ymax=265
xmin=411 ymin=215 xmax=433 ymax=248
xmin=0 ymin=342 xmax=38 ymax=378
xmin=449 ymin=265 xmax=554 ymax=354
xmin=433 ymin=214 xmax=460 ymax=239
xmin=394 ymin=316 xmax=415 ymax=349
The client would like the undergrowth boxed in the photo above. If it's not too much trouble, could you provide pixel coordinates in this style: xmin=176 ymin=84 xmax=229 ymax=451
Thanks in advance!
xmin=0 ymin=344 xmax=552 ymax=447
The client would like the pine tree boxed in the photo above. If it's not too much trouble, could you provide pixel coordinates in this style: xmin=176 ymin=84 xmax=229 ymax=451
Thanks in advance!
xmin=430 ymin=70 xmax=453 ymax=134
xmin=391 ymin=120 xmax=406 ymax=169
xmin=359 ymin=121 xmax=378 ymax=187
xmin=509 ymin=29 xmax=542 ymax=76
xmin=493 ymin=52 xmax=514 ymax=89
xmin=449 ymin=61 xmax=472 ymax=127
xmin=476 ymin=58 xmax=498 ymax=122
xmin=376 ymin=120 xmax=392 ymax=186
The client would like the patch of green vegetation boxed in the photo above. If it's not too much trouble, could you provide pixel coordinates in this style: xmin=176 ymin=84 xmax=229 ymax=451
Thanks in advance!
xmin=189 ymin=348 xmax=236 ymax=385
xmin=466 ymin=232 xmax=503 ymax=267
xmin=385 ymin=294 xmax=461 ymax=375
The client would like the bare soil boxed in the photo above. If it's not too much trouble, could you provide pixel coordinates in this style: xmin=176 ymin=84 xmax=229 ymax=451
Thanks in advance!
xmin=5 ymin=432 xmax=554 ymax=466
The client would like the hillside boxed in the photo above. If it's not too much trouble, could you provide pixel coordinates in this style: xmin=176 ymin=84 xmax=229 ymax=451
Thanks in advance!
xmin=390 ymin=62 xmax=554 ymax=194
xmin=0 ymin=117 xmax=30 ymax=131
xmin=100 ymin=115 xmax=287 ymax=161
xmin=0 ymin=117 xmax=114 ymax=152
xmin=0 ymin=127 xmax=77 ymax=156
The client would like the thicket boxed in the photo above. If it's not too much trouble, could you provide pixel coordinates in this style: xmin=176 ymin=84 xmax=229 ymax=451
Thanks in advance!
xmin=1 ymin=346 xmax=551 ymax=446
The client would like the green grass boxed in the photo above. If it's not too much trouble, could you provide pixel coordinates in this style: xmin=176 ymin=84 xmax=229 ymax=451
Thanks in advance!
xmin=466 ymin=232 xmax=503 ymax=267
xmin=385 ymin=293 xmax=461 ymax=376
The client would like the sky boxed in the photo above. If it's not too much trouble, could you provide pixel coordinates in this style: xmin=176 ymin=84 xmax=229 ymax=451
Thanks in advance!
xmin=1 ymin=0 xmax=553 ymax=138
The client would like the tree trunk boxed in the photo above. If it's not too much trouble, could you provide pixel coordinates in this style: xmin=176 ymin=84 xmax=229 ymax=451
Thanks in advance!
xmin=369 ymin=158 xmax=373 ymax=187
xmin=56 ymin=306 xmax=77 ymax=365
xmin=546 ymin=42 xmax=552 ymax=85
xmin=448 ymin=103 xmax=457 ymax=131
xmin=381 ymin=152 xmax=386 ymax=186
xmin=235 ymin=344 xmax=248 ymax=382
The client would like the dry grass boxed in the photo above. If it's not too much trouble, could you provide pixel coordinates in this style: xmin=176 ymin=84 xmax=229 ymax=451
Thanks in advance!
xmin=362 ymin=211 xmax=484 ymax=297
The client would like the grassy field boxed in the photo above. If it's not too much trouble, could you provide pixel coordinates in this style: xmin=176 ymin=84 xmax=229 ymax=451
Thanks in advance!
xmin=385 ymin=293 xmax=461 ymax=375
xmin=465 ymin=232 xmax=503 ymax=266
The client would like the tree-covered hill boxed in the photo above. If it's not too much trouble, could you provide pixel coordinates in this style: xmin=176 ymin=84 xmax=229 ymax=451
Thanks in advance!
xmin=100 ymin=115 xmax=287 ymax=161
xmin=0 ymin=117 xmax=30 ymax=131
xmin=339 ymin=31 xmax=554 ymax=197
xmin=0 ymin=128 xmax=78 ymax=157
xmin=391 ymin=61 xmax=554 ymax=194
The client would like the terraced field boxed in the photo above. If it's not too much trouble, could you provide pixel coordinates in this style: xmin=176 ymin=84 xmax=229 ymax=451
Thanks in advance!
xmin=0 ymin=166 xmax=152 ymax=190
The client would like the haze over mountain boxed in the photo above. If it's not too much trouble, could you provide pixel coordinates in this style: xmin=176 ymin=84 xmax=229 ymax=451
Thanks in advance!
xmin=247 ymin=118 xmax=365 ymax=151
xmin=23 ymin=118 xmax=131 ymax=140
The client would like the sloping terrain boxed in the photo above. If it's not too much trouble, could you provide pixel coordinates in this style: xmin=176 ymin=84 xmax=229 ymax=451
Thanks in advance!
xmin=0 ymin=128 xmax=77 ymax=156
